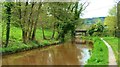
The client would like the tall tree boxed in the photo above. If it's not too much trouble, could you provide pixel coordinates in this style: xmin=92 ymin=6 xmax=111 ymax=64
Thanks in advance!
xmin=31 ymin=2 xmax=42 ymax=40
xmin=22 ymin=1 xmax=29 ymax=43
xmin=104 ymin=5 xmax=117 ymax=36
xmin=11 ymin=1 xmax=43 ymax=43
xmin=27 ymin=2 xmax=35 ymax=40
xmin=4 ymin=2 xmax=13 ymax=47
xmin=48 ymin=2 xmax=88 ymax=42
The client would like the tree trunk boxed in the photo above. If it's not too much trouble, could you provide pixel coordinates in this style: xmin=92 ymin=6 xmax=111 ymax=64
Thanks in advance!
xmin=51 ymin=29 xmax=55 ymax=39
xmin=71 ymin=29 xmax=75 ymax=43
xmin=29 ymin=21 xmax=34 ymax=40
xmin=5 ymin=3 xmax=12 ymax=47
xmin=18 ymin=1 xmax=29 ymax=43
xmin=31 ymin=2 xmax=42 ymax=40
xmin=56 ymin=31 xmax=60 ymax=40
xmin=41 ymin=26 xmax=46 ymax=39
xmin=27 ymin=2 xmax=35 ymax=39
xmin=31 ymin=22 xmax=37 ymax=40
xmin=61 ymin=33 xmax=65 ymax=42
xmin=51 ymin=23 xmax=55 ymax=39
xmin=22 ymin=30 xmax=28 ymax=44
xmin=22 ymin=1 xmax=28 ymax=43
xmin=5 ymin=18 xmax=10 ymax=47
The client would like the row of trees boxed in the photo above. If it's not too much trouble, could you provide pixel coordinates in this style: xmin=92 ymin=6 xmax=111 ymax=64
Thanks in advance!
xmin=2 ymin=1 xmax=88 ymax=47
xmin=3 ymin=2 xmax=43 ymax=47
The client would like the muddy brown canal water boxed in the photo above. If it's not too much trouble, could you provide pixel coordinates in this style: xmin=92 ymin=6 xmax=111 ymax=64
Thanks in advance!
xmin=2 ymin=42 xmax=92 ymax=65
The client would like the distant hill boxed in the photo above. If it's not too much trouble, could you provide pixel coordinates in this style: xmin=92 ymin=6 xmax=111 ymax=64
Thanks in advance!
xmin=83 ymin=17 xmax=105 ymax=25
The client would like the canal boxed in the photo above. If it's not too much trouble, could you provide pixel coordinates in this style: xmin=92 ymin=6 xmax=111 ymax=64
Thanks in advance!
xmin=2 ymin=42 xmax=92 ymax=65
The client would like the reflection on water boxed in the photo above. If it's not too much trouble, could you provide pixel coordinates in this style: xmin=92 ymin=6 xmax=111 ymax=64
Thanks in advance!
xmin=2 ymin=42 xmax=92 ymax=65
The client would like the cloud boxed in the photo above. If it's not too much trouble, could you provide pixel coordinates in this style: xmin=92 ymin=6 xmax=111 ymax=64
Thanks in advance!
xmin=81 ymin=0 xmax=116 ymax=18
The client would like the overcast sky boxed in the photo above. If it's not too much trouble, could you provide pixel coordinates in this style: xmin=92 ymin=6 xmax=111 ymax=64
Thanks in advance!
xmin=81 ymin=0 xmax=117 ymax=18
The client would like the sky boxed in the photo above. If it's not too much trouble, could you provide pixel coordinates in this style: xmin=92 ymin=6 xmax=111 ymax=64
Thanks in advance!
xmin=81 ymin=0 xmax=117 ymax=18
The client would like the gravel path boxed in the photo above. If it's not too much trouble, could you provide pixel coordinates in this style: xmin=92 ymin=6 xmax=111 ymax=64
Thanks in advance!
xmin=101 ymin=38 xmax=117 ymax=65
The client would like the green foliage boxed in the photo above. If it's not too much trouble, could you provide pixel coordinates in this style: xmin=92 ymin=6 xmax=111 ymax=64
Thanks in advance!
xmin=1 ymin=2 xmax=87 ymax=53
xmin=104 ymin=16 xmax=117 ymax=36
xmin=88 ymin=25 xmax=96 ymax=36
xmin=85 ymin=37 xmax=108 ymax=65
xmin=83 ymin=17 xmax=105 ymax=25
xmin=48 ymin=2 xmax=75 ymax=35
xmin=118 ymin=2 xmax=120 ymax=30
xmin=2 ymin=26 xmax=58 ymax=41
xmin=88 ymin=20 xmax=104 ymax=36
xmin=48 ymin=2 xmax=86 ymax=42
xmin=2 ymin=26 xmax=22 ymax=42
xmin=1 ymin=26 xmax=60 ymax=53
xmin=0 ymin=21 xmax=2 ymax=41
xmin=96 ymin=22 xmax=104 ymax=32
xmin=3 ymin=2 xmax=14 ymax=47
xmin=109 ymin=6 xmax=117 ymax=16
xmin=104 ymin=16 xmax=117 ymax=32
xmin=104 ymin=5 xmax=117 ymax=36
xmin=1 ymin=39 xmax=60 ymax=54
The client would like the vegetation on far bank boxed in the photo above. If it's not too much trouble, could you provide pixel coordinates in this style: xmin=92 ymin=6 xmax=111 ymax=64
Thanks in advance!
xmin=1 ymin=26 xmax=60 ymax=54
xmin=1 ymin=2 xmax=88 ymax=54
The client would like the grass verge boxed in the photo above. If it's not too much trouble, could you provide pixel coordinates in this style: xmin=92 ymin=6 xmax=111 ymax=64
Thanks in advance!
xmin=0 ymin=40 xmax=60 ymax=55
xmin=85 ymin=37 xmax=108 ymax=66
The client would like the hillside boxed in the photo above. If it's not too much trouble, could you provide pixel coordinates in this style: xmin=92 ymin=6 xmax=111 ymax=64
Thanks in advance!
xmin=83 ymin=17 xmax=105 ymax=25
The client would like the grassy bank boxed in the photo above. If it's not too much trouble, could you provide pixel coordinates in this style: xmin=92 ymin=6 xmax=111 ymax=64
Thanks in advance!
xmin=85 ymin=37 xmax=108 ymax=65
xmin=2 ymin=26 xmax=58 ymax=42
xmin=103 ymin=37 xmax=118 ymax=64
xmin=1 ymin=26 xmax=60 ymax=55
